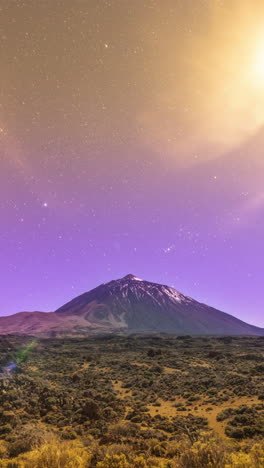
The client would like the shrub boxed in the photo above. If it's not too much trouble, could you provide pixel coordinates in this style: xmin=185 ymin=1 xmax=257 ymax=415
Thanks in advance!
xmin=226 ymin=444 xmax=264 ymax=468
xmin=0 ymin=440 xmax=9 ymax=459
xmin=17 ymin=440 xmax=90 ymax=468
xmin=96 ymin=454 xmax=129 ymax=468
xmin=0 ymin=424 xmax=12 ymax=435
xmin=176 ymin=434 xmax=228 ymax=468
xmin=133 ymin=456 xmax=148 ymax=468
xmin=82 ymin=399 xmax=100 ymax=420
xmin=8 ymin=423 xmax=54 ymax=457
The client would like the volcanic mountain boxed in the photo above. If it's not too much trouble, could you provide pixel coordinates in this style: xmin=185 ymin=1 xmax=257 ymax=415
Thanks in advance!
xmin=0 ymin=274 xmax=263 ymax=336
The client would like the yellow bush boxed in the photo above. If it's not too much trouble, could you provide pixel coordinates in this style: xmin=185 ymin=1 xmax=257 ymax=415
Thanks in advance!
xmin=177 ymin=434 xmax=228 ymax=468
xmin=225 ymin=452 xmax=252 ymax=468
xmin=96 ymin=454 xmax=129 ymax=468
xmin=0 ymin=441 xmax=9 ymax=460
xmin=17 ymin=440 xmax=90 ymax=468
xmin=2 ymin=464 xmax=22 ymax=468
xmin=0 ymin=461 xmax=23 ymax=468
xmin=250 ymin=443 xmax=264 ymax=468
xmin=165 ymin=440 xmax=186 ymax=459
xmin=225 ymin=442 xmax=264 ymax=468
xmin=133 ymin=456 xmax=148 ymax=468
xmin=1 ymin=432 xmax=264 ymax=468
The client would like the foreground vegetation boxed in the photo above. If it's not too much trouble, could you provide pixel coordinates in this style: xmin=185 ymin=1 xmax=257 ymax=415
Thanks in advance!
xmin=0 ymin=334 xmax=263 ymax=467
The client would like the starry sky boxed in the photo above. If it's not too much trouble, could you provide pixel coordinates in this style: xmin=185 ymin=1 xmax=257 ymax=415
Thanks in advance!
xmin=1 ymin=0 xmax=264 ymax=326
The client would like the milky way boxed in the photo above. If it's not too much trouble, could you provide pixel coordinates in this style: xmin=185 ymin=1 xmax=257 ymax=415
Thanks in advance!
xmin=1 ymin=1 xmax=264 ymax=326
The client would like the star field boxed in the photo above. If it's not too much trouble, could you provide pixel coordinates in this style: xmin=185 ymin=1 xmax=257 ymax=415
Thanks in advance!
xmin=0 ymin=1 xmax=264 ymax=326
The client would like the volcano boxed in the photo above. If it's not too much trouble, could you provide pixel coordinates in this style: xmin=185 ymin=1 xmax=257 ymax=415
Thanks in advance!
xmin=0 ymin=274 xmax=263 ymax=336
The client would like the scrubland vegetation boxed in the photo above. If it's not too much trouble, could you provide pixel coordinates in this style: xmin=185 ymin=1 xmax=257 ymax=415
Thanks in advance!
xmin=0 ymin=335 xmax=263 ymax=467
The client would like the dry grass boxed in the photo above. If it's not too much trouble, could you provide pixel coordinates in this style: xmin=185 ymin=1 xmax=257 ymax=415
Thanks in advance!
xmin=163 ymin=367 xmax=184 ymax=374
xmin=191 ymin=361 xmax=211 ymax=368
xmin=27 ymin=365 xmax=38 ymax=372
xmin=132 ymin=362 xmax=149 ymax=368
xmin=147 ymin=396 xmax=260 ymax=436
xmin=82 ymin=362 xmax=91 ymax=370
xmin=112 ymin=380 xmax=132 ymax=399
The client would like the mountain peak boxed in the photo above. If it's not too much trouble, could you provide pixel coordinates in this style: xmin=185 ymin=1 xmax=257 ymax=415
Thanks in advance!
xmin=122 ymin=274 xmax=143 ymax=281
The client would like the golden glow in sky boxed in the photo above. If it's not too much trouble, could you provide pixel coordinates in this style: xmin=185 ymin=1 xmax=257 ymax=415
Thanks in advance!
xmin=251 ymin=42 xmax=264 ymax=84
xmin=139 ymin=1 xmax=264 ymax=166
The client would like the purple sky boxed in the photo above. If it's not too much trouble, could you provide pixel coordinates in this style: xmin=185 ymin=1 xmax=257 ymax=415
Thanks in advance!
xmin=1 ymin=1 xmax=264 ymax=326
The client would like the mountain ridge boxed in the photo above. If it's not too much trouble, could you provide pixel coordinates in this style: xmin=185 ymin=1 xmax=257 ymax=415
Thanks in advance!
xmin=0 ymin=274 xmax=263 ymax=336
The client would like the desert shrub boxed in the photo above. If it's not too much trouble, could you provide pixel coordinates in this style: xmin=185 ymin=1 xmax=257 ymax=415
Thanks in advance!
xmin=225 ymin=411 xmax=264 ymax=439
xmin=165 ymin=440 xmax=186 ymax=459
xmin=225 ymin=427 xmax=245 ymax=440
xmin=225 ymin=443 xmax=264 ymax=468
xmin=109 ymin=422 xmax=138 ymax=439
xmin=60 ymin=429 xmax=78 ymax=440
xmin=146 ymin=438 xmax=167 ymax=457
xmin=250 ymin=443 xmax=264 ymax=468
xmin=81 ymin=399 xmax=101 ymax=420
xmin=102 ymin=407 xmax=118 ymax=420
xmin=217 ymin=408 xmax=235 ymax=422
xmin=7 ymin=423 xmax=54 ymax=457
xmin=90 ymin=442 xmax=134 ymax=465
xmin=0 ymin=440 xmax=9 ymax=459
xmin=188 ymin=395 xmax=200 ymax=402
xmin=16 ymin=440 xmax=90 ymax=468
xmin=133 ymin=456 xmax=148 ymax=468
xmin=0 ymin=462 xmax=24 ymax=468
xmin=176 ymin=434 xmax=229 ymax=468
xmin=96 ymin=454 xmax=129 ymax=468
xmin=0 ymin=424 xmax=12 ymax=436
xmin=152 ymin=443 xmax=166 ymax=457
